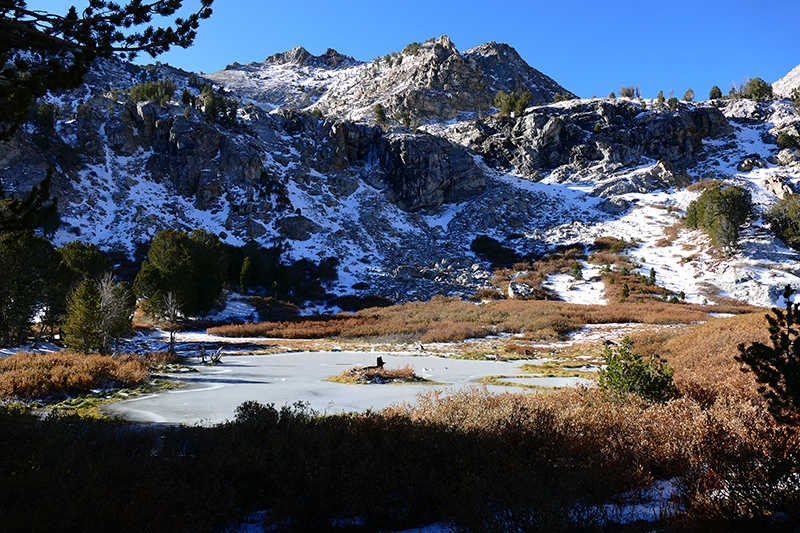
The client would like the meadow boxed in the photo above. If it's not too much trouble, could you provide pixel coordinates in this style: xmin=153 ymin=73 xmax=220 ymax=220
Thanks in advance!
xmin=2 ymin=298 xmax=798 ymax=531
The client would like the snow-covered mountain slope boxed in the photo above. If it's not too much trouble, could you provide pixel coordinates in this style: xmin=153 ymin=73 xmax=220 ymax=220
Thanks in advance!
xmin=1 ymin=40 xmax=800 ymax=308
xmin=204 ymin=36 xmax=574 ymax=125
xmin=773 ymin=63 xmax=800 ymax=98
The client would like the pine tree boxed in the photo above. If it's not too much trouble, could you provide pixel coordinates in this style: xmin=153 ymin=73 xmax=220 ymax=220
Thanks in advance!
xmin=736 ymin=285 xmax=800 ymax=425
xmin=240 ymin=256 xmax=254 ymax=293
xmin=741 ymin=77 xmax=773 ymax=100
xmin=685 ymin=185 xmax=752 ymax=251
xmin=0 ymin=169 xmax=58 ymax=233
xmin=598 ymin=337 xmax=677 ymax=402
xmin=709 ymin=85 xmax=722 ymax=100
xmin=0 ymin=231 xmax=59 ymax=346
xmin=668 ymin=97 xmax=679 ymax=111
xmin=682 ymin=88 xmax=695 ymax=102
xmin=134 ymin=228 xmax=227 ymax=318
xmin=374 ymin=103 xmax=386 ymax=125
xmin=63 ymin=278 xmax=103 ymax=353
xmin=58 ymin=241 xmax=111 ymax=286
xmin=656 ymin=90 xmax=665 ymax=109
xmin=0 ymin=0 xmax=214 ymax=140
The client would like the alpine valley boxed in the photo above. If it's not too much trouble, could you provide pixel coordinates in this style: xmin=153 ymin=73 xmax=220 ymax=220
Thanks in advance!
xmin=3 ymin=35 xmax=800 ymax=310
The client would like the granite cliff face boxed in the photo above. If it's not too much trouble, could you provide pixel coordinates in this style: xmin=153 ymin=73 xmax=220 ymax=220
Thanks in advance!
xmin=1 ymin=38 xmax=800 ymax=306
xmin=446 ymin=98 xmax=731 ymax=181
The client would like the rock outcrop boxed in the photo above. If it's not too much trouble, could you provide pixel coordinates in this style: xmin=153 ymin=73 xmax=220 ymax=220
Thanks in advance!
xmin=464 ymin=42 xmax=576 ymax=103
xmin=447 ymin=99 xmax=730 ymax=180
xmin=208 ymin=36 xmax=574 ymax=126
xmin=262 ymin=46 xmax=359 ymax=69
xmin=773 ymin=63 xmax=800 ymax=99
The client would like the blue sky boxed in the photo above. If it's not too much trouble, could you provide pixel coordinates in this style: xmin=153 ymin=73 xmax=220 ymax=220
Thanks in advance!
xmin=35 ymin=0 xmax=800 ymax=99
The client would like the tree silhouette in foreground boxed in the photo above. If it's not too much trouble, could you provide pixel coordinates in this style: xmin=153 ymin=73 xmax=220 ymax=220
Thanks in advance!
xmin=0 ymin=0 xmax=214 ymax=140
xmin=737 ymin=285 xmax=800 ymax=425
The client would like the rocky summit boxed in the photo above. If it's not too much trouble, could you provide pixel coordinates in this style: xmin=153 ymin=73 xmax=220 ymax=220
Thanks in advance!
xmin=1 ymin=36 xmax=800 ymax=308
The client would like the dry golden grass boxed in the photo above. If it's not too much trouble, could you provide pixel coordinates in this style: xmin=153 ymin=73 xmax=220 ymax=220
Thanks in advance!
xmin=630 ymin=312 xmax=769 ymax=406
xmin=488 ymin=244 xmax=586 ymax=299
xmin=471 ymin=287 xmax=504 ymax=301
xmin=210 ymin=297 xmax=754 ymax=345
xmin=0 ymin=351 xmax=152 ymax=400
xmin=687 ymin=179 xmax=724 ymax=192
xmin=655 ymin=222 xmax=683 ymax=247
xmin=591 ymin=235 xmax=637 ymax=253
xmin=329 ymin=364 xmax=424 ymax=384
xmin=385 ymin=385 xmax=776 ymax=493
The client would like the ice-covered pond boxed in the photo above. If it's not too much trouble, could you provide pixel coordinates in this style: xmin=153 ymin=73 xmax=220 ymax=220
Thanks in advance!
xmin=102 ymin=349 xmax=593 ymax=425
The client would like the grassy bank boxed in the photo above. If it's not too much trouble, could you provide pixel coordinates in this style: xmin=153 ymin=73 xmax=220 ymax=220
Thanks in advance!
xmin=207 ymin=297 xmax=751 ymax=344
xmin=1 ymin=302 xmax=797 ymax=531
xmin=0 ymin=385 xmax=796 ymax=532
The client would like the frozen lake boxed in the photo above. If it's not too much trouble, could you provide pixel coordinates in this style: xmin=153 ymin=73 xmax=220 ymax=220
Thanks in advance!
xmin=102 ymin=350 xmax=591 ymax=425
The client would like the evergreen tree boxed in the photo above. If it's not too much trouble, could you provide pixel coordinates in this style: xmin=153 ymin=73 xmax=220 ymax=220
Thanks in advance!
xmin=240 ymin=256 xmax=254 ymax=293
xmin=765 ymin=194 xmax=800 ymax=250
xmin=0 ymin=0 xmax=214 ymax=140
xmin=682 ymin=88 xmax=695 ymax=102
xmin=374 ymin=103 xmax=386 ymax=125
xmin=736 ymin=285 xmax=800 ymax=425
xmin=0 ymin=231 xmax=59 ymax=346
xmin=598 ymin=337 xmax=677 ymax=402
xmin=569 ymin=262 xmax=583 ymax=280
xmin=63 ymin=278 xmax=103 ymax=353
xmin=668 ymin=97 xmax=679 ymax=111
xmin=685 ymin=185 xmax=752 ymax=251
xmin=0 ymin=168 xmax=58 ymax=233
xmin=134 ymin=228 xmax=227 ymax=317
xmin=58 ymin=241 xmax=111 ymax=286
xmin=709 ymin=85 xmax=722 ymax=100
xmin=741 ymin=77 xmax=773 ymax=100
xmin=656 ymin=90 xmax=665 ymax=109
xmin=495 ymin=90 xmax=532 ymax=117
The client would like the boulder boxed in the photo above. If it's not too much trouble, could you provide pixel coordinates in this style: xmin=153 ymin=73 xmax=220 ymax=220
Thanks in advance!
xmin=279 ymin=215 xmax=321 ymax=241
xmin=763 ymin=174 xmax=794 ymax=199
xmin=394 ymin=266 xmax=422 ymax=281
xmin=591 ymin=161 xmax=692 ymax=197
xmin=508 ymin=281 xmax=535 ymax=299
xmin=737 ymin=157 xmax=768 ymax=172
xmin=777 ymin=148 xmax=799 ymax=166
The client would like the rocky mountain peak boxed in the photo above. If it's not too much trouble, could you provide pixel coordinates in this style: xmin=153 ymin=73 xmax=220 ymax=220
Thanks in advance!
xmin=261 ymin=46 xmax=359 ymax=69
xmin=464 ymin=41 xmax=576 ymax=103
xmin=264 ymin=45 xmax=313 ymax=66
xmin=773 ymin=63 xmax=800 ymax=98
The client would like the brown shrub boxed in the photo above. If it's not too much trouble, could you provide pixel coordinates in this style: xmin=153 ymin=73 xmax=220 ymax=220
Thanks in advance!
xmin=591 ymin=236 xmax=636 ymax=253
xmin=0 ymin=351 xmax=151 ymax=400
xmin=343 ymin=364 xmax=419 ymax=384
xmin=471 ymin=287 xmax=504 ymax=301
xmin=687 ymin=179 xmax=723 ymax=192
xmin=655 ymin=223 xmax=683 ymax=247
xmin=630 ymin=312 xmax=768 ymax=405
xmin=209 ymin=295 xmax=756 ymax=346
xmin=247 ymin=296 xmax=299 ymax=321
xmin=386 ymin=385 xmax=775 ymax=500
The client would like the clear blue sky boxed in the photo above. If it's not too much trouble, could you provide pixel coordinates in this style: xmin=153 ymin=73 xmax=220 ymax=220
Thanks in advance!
xmin=34 ymin=0 xmax=800 ymax=99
